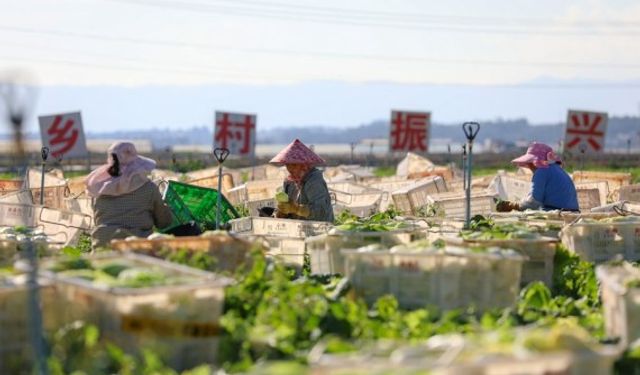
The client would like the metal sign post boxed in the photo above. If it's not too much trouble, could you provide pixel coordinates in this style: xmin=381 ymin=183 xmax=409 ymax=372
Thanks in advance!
xmin=39 ymin=146 xmax=48 ymax=205
xmin=213 ymin=147 xmax=230 ymax=230
xmin=462 ymin=122 xmax=480 ymax=229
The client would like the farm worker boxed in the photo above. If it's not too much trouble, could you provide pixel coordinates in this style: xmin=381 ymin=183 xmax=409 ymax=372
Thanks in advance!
xmin=496 ymin=142 xmax=579 ymax=212
xmin=86 ymin=141 xmax=173 ymax=248
xmin=270 ymin=139 xmax=334 ymax=222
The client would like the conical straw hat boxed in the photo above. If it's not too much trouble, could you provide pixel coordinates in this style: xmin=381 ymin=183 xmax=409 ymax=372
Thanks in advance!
xmin=269 ymin=139 xmax=325 ymax=165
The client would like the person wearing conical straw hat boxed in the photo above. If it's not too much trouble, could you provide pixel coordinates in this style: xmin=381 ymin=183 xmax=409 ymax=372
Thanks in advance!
xmin=269 ymin=139 xmax=334 ymax=222
xmin=496 ymin=142 xmax=579 ymax=212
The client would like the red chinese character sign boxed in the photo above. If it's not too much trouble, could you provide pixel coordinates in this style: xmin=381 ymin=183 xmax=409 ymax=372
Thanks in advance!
xmin=214 ymin=111 xmax=256 ymax=157
xmin=564 ymin=110 xmax=608 ymax=154
xmin=38 ymin=112 xmax=88 ymax=159
xmin=389 ymin=110 xmax=430 ymax=153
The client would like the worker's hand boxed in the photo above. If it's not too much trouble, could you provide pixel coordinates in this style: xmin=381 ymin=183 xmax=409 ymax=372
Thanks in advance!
xmin=277 ymin=201 xmax=294 ymax=215
xmin=496 ymin=200 xmax=520 ymax=212
xmin=294 ymin=204 xmax=311 ymax=218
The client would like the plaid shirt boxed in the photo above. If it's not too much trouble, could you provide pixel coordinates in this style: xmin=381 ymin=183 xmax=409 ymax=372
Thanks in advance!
xmin=92 ymin=181 xmax=173 ymax=248
xmin=284 ymin=168 xmax=334 ymax=222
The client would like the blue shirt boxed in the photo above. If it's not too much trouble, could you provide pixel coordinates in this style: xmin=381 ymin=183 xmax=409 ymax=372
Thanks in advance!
xmin=521 ymin=163 xmax=579 ymax=211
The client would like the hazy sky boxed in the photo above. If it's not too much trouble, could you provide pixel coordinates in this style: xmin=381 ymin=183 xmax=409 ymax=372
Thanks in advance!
xmin=1 ymin=0 xmax=640 ymax=86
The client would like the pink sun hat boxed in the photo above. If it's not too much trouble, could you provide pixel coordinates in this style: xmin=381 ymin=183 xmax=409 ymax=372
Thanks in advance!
xmin=511 ymin=142 xmax=562 ymax=169
xmin=269 ymin=139 xmax=325 ymax=166
xmin=86 ymin=141 xmax=156 ymax=197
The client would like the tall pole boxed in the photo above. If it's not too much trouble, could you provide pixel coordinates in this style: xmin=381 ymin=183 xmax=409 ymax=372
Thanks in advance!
xmin=462 ymin=122 xmax=480 ymax=229
xmin=1 ymin=74 xmax=48 ymax=375
xmin=39 ymin=147 xmax=48 ymax=205
xmin=213 ymin=147 xmax=229 ymax=230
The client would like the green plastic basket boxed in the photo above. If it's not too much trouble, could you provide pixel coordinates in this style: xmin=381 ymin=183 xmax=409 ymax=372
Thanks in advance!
xmin=162 ymin=180 xmax=239 ymax=232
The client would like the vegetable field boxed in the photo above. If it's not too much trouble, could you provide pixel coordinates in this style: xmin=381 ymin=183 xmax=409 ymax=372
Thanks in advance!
xmin=2 ymin=158 xmax=640 ymax=374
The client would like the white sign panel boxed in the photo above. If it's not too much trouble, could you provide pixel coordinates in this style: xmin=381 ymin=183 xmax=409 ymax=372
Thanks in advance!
xmin=564 ymin=110 xmax=608 ymax=154
xmin=214 ymin=111 xmax=256 ymax=157
xmin=38 ymin=112 xmax=88 ymax=159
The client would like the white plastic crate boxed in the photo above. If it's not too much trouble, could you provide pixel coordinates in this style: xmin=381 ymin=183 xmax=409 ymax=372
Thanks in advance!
xmin=64 ymin=195 xmax=94 ymax=218
xmin=577 ymin=188 xmax=603 ymax=211
xmin=342 ymin=246 xmax=525 ymax=311
xmin=26 ymin=168 xmax=66 ymax=188
xmin=230 ymin=217 xmax=331 ymax=237
xmin=573 ymin=170 xmax=632 ymax=200
xmin=41 ymin=252 xmax=232 ymax=370
xmin=488 ymin=174 xmax=532 ymax=202
xmin=575 ymin=180 xmax=609 ymax=207
xmin=110 ymin=233 xmax=254 ymax=272
xmin=391 ymin=177 xmax=447 ymax=215
xmin=28 ymin=185 xmax=69 ymax=209
xmin=236 ymin=233 xmax=307 ymax=267
xmin=0 ymin=179 xmax=23 ymax=195
xmin=369 ymin=178 xmax=417 ymax=211
xmin=333 ymin=203 xmax=380 ymax=218
xmin=618 ymin=184 xmax=640 ymax=203
xmin=36 ymin=206 xmax=92 ymax=246
xmin=560 ymin=219 xmax=640 ymax=262
xmin=307 ymin=229 xmax=427 ymax=275
xmin=0 ymin=190 xmax=33 ymax=204
xmin=427 ymin=192 xmax=496 ymax=218
xmin=245 ymin=179 xmax=283 ymax=201
xmin=444 ymin=236 xmax=557 ymax=288
xmin=185 ymin=173 xmax=234 ymax=194
xmin=226 ymin=184 xmax=249 ymax=207
xmin=596 ymin=263 xmax=640 ymax=348
xmin=0 ymin=276 xmax=57 ymax=374
xmin=246 ymin=198 xmax=276 ymax=217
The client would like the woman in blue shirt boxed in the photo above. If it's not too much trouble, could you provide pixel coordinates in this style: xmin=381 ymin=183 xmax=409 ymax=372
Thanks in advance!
xmin=497 ymin=142 xmax=579 ymax=212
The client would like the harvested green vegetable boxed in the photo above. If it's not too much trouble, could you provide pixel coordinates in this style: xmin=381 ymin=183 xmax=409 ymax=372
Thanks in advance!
xmin=275 ymin=192 xmax=289 ymax=203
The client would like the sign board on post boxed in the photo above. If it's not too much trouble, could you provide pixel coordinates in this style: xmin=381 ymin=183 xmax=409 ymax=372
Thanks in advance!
xmin=214 ymin=111 xmax=256 ymax=157
xmin=389 ymin=110 xmax=430 ymax=153
xmin=38 ymin=112 xmax=88 ymax=159
xmin=564 ymin=110 xmax=608 ymax=154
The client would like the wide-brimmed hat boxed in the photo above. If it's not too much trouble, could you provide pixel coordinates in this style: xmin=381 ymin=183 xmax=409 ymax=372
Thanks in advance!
xmin=107 ymin=141 xmax=156 ymax=171
xmin=86 ymin=141 xmax=156 ymax=197
xmin=511 ymin=142 xmax=561 ymax=169
xmin=269 ymin=139 xmax=325 ymax=166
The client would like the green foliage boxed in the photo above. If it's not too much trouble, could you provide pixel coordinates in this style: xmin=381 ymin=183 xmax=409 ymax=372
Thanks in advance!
xmin=46 ymin=320 xmax=214 ymax=374
xmin=157 ymin=247 xmax=218 ymax=272
xmin=235 ymin=204 xmax=250 ymax=218
xmin=173 ymin=157 xmax=207 ymax=173
xmin=333 ymin=207 xmax=405 ymax=232
xmin=373 ymin=166 xmax=396 ymax=178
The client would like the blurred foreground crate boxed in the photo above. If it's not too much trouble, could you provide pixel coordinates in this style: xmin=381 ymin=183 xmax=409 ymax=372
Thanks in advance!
xmin=0 ymin=275 xmax=57 ymax=374
xmin=597 ymin=262 xmax=640 ymax=349
xmin=40 ymin=252 xmax=233 ymax=370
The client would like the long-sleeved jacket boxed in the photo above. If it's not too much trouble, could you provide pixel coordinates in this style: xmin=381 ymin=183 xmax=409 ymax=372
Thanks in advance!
xmin=92 ymin=180 xmax=173 ymax=248
xmin=283 ymin=168 xmax=334 ymax=222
